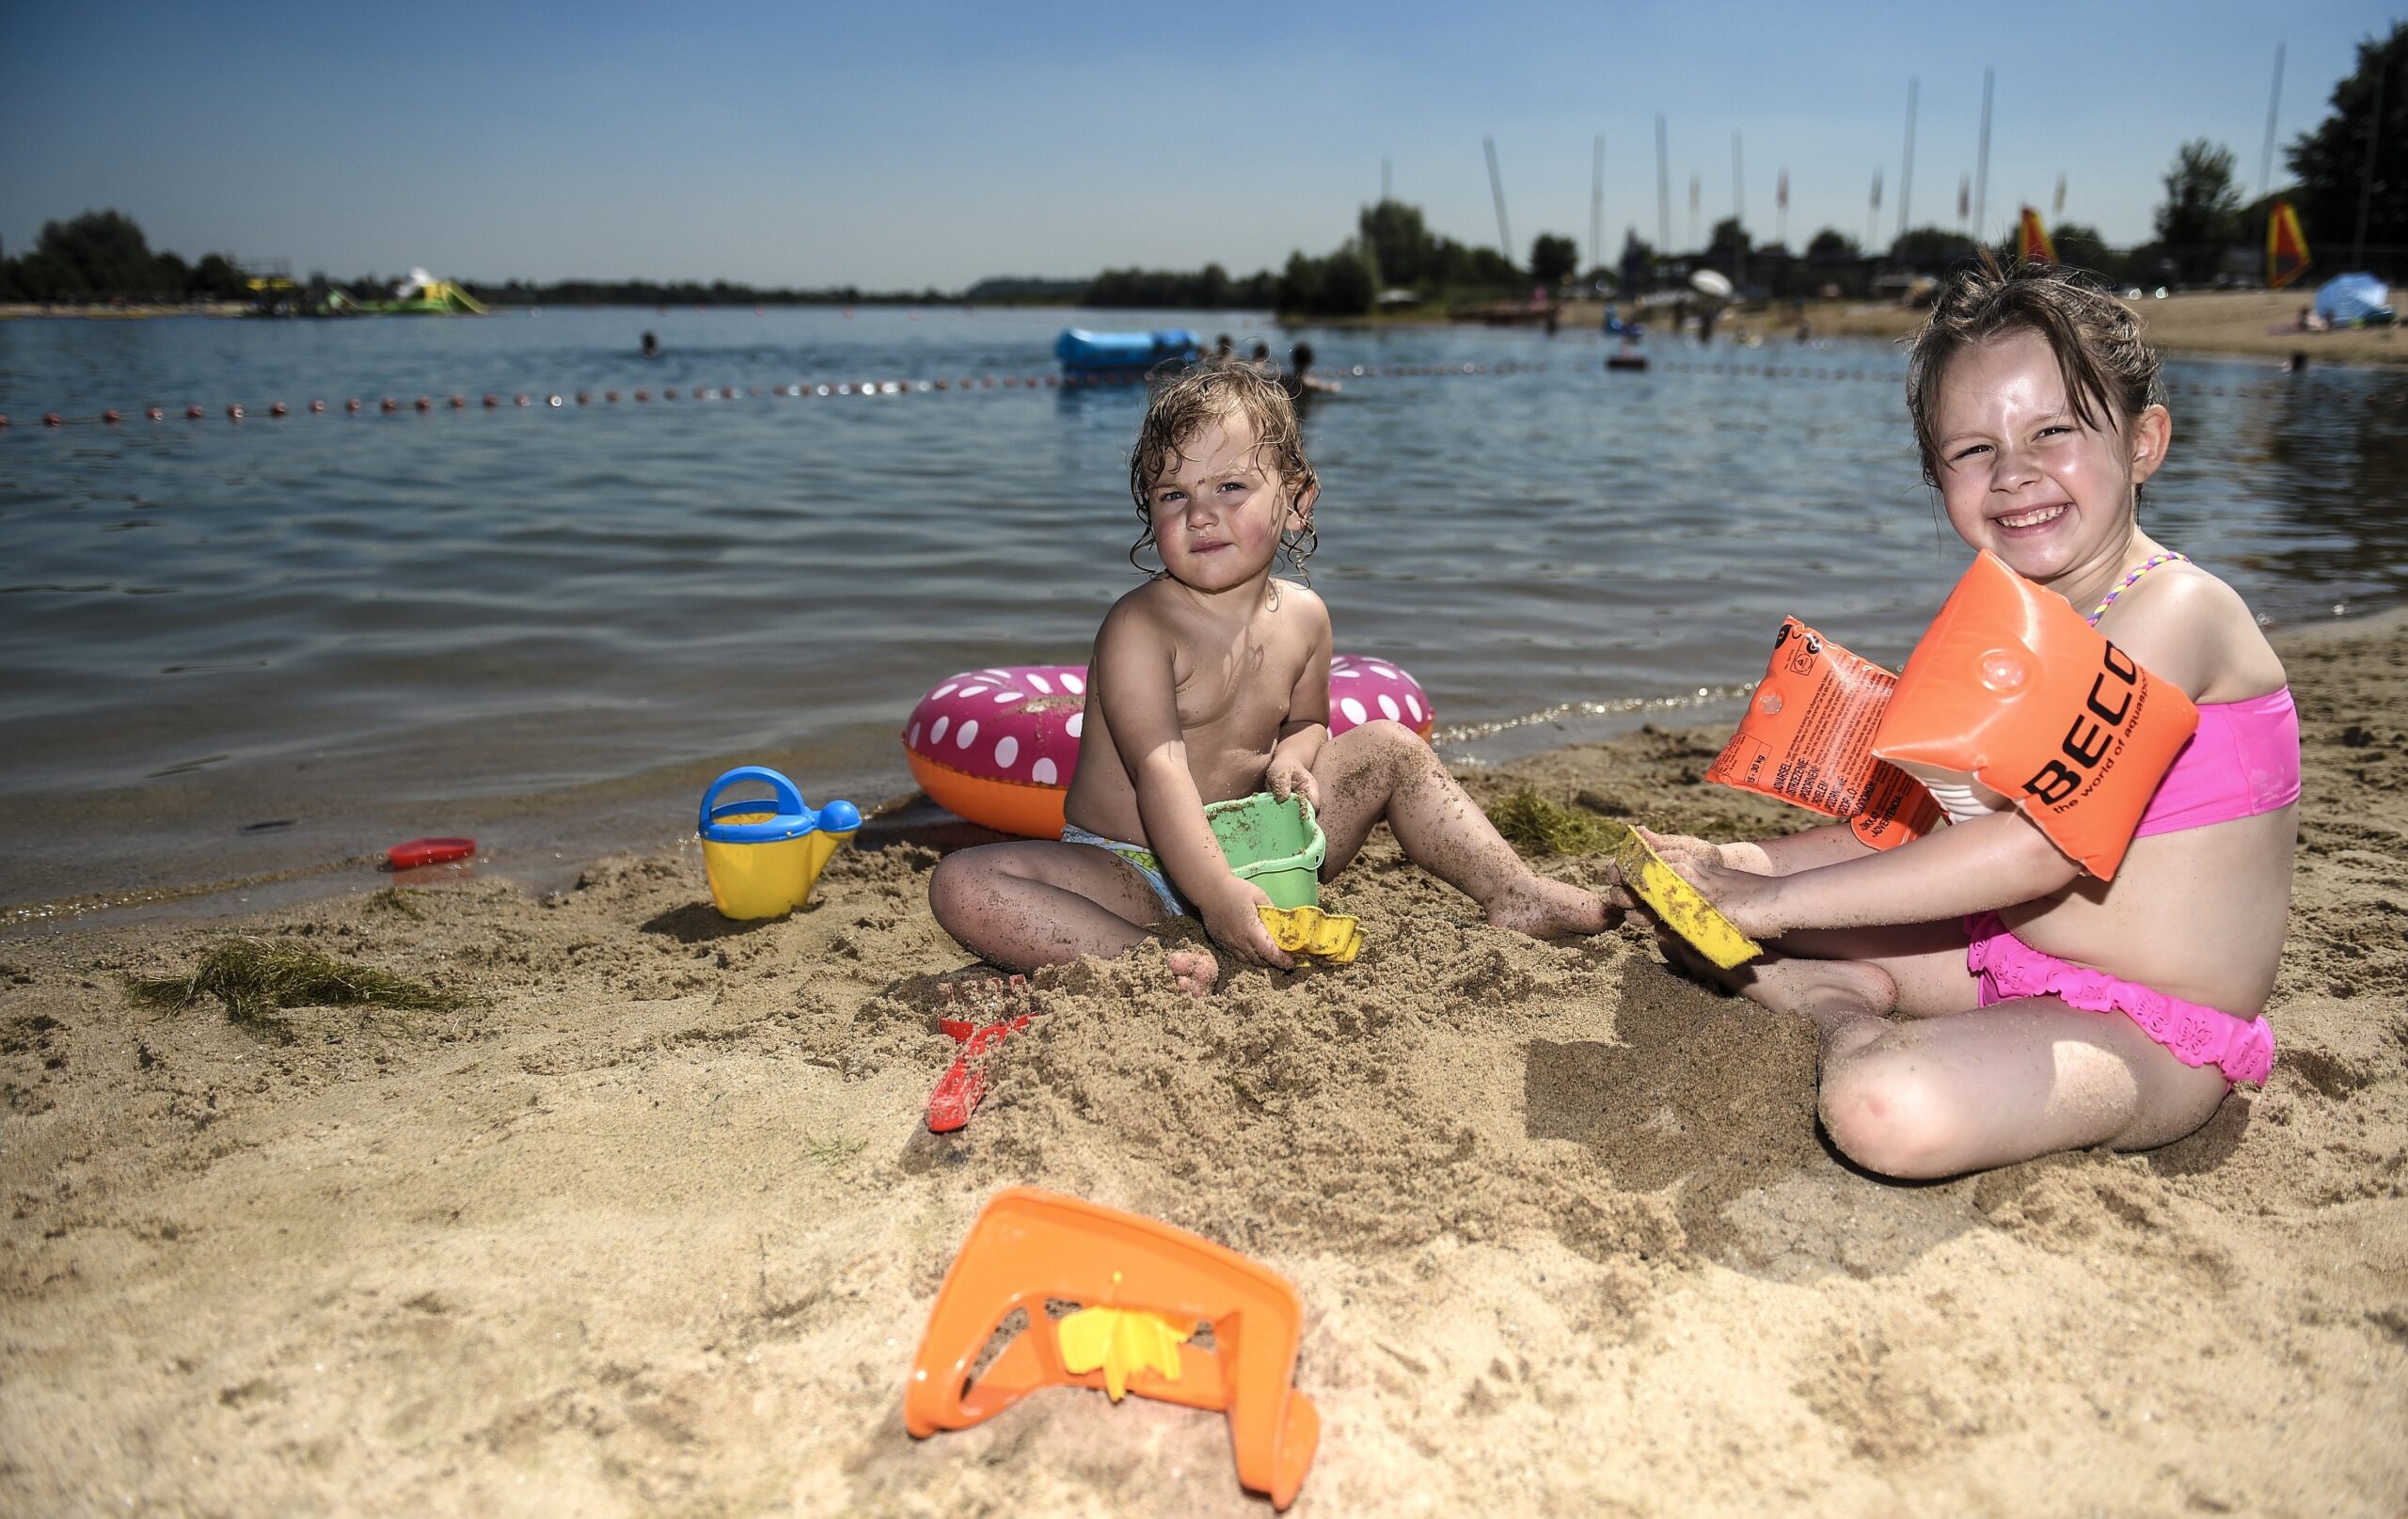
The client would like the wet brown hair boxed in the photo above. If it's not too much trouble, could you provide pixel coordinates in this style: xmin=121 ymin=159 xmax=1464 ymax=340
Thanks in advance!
xmin=1127 ymin=362 xmax=1320 ymax=576
xmin=1906 ymin=252 xmax=2166 ymax=493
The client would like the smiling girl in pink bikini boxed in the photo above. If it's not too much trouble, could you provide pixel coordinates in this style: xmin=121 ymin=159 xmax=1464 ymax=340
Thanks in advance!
xmin=1650 ymin=259 xmax=2299 ymax=1179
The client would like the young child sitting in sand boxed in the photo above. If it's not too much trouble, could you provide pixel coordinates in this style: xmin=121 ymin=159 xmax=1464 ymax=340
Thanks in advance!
xmin=1645 ymin=259 xmax=2297 ymax=1179
xmin=929 ymin=364 xmax=1608 ymax=994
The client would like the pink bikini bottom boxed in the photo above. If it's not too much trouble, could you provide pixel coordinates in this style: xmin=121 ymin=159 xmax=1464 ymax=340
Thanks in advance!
xmin=1964 ymin=911 xmax=2274 ymax=1086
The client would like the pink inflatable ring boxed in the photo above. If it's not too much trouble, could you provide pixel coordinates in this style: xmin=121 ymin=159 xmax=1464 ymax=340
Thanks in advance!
xmin=903 ymin=656 xmax=1434 ymax=838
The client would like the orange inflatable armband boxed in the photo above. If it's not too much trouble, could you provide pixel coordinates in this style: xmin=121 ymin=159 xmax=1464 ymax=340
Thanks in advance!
xmin=1872 ymin=551 xmax=2199 ymax=879
xmin=1706 ymin=619 xmax=1942 ymax=850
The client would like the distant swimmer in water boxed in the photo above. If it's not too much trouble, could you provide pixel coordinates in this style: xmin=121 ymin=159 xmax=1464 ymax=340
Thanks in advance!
xmin=641 ymin=331 xmax=661 ymax=358
xmin=1280 ymin=341 xmax=1340 ymax=402
xmin=1212 ymin=333 xmax=1235 ymax=366
xmin=1249 ymin=340 xmax=1274 ymax=372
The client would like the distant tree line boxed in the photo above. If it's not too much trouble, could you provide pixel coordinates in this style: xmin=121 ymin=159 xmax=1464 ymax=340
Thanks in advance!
xmin=457 ymin=277 xmax=950 ymax=307
xmin=0 ymin=211 xmax=251 ymax=302
xmin=998 ymin=199 xmax=1554 ymax=318
xmin=2285 ymin=21 xmax=2403 ymax=278
xmin=1082 ymin=264 xmax=1281 ymax=309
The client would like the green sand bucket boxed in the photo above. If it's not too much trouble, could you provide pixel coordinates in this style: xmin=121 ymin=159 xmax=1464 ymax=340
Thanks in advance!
xmin=1205 ymin=793 xmax=1325 ymax=910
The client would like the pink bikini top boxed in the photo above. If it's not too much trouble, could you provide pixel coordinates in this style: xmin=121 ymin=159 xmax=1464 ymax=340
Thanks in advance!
xmin=2089 ymin=553 xmax=2302 ymax=839
xmin=2131 ymin=688 xmax=2301 ymax=837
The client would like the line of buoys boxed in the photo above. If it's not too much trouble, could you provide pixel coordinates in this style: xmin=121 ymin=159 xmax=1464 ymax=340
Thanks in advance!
xmin=0 ymin=360 xmax=1554 ymax=432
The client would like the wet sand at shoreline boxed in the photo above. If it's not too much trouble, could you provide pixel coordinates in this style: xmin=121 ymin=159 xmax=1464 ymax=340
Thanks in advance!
xmin=1547 ymin=288 xmax=2406 ymax=367
xmin=2 ymin=611 xmax=2403 ymax=1515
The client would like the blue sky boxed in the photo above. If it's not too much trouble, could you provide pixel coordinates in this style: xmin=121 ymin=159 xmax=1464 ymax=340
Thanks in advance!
xmin=3 ymin=1 xmax=2392 ymax=289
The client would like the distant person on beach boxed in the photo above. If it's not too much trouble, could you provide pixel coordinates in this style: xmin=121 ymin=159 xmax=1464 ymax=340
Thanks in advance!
xmin=928 ymin=364 xmax=1608 ymax=996
xmin=1249 ymin=340 xmax=1273 ymax=372
xmin=1212 ymin=333 xmax=1235 ymax=366
xmin=641 ymin=331 xmax=660 ymax=358
xmin=1639 ymin=258 xmax=2297 ymax=1179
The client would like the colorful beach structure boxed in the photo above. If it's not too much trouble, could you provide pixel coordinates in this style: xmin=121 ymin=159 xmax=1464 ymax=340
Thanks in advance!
xmin=330 ymin=267 xmax=487 ymax=315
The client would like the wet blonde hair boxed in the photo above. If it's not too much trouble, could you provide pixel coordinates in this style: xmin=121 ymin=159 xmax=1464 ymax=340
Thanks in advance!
xmin=1906 ymin=253 xmax=2166 ymax=497
xmin=1127 ymin=363 xmax=1320 ymax=576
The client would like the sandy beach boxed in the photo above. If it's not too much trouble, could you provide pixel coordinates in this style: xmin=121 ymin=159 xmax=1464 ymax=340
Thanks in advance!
xmin=3 ymin=608 xmax=2403 ymax=1516
xmin=1547 ymin=288 xmax=2406 ymax=368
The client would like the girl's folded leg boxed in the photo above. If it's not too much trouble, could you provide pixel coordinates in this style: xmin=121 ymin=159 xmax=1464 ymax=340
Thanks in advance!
xmin=927 ymin=840 xmax=1218 ymax=995
xmin=1815 ymin=996 xmax=2232 ymax=1179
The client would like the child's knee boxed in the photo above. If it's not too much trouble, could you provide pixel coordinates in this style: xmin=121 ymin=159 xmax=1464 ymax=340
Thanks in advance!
xmin=927 ymin=850 xmax=994 ymax=926
xmin=1817 ymin=1050 xmax=1968 ymax=1179
xmin=1350 ymin=718 xmax=1431 ymax=771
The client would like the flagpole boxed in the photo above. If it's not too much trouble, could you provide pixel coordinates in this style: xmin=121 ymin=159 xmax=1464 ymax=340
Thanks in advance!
xmin=1897 ymin=77 xmax=1918 ymax=242
xmin=1655 ymin=114 xmax=1671 ymax=254
xmin=1591 ymin=134 xmax=1606 ymax=276
xmin=2258 ymin=42 xmax=2286 ymax=199
xmin=2352 ymin=55 xmax=2384 ymax=268
xmin=1484 ymin=135 xmax=1513 ymax=261
xmin=1972 ymin=67 xmax=1994 ymax=245
xmin=1732 ymin=132 xmax=1744 ymax=232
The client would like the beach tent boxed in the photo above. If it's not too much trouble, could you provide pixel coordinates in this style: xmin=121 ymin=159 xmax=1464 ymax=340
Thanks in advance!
xmin=2312 ymin=273 xmax=2394 ymax=326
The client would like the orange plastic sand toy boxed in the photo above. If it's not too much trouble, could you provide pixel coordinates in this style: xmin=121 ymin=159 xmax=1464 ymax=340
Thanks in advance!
xmin=904 ymin=1187 xmax=1320 ymax=1510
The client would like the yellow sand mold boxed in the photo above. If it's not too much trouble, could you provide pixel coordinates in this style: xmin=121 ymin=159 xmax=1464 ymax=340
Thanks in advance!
xmin=1257 ymin=905 xmax=1364 ymax=964
xmin=1600 ymin=821 xmax=1764 ymax=970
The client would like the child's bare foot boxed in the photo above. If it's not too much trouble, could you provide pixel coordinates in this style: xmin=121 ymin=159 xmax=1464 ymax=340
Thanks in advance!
xmin=1735 ymin=954 xmax=1896 ymax=1036
xmin=1165 ymin=946 xmax=1220 ymax=999
xmin=1650 ymin=930 xmax=1893 ymax=1041
xmin=1484 ymin=874 xmax=1612 ymax=939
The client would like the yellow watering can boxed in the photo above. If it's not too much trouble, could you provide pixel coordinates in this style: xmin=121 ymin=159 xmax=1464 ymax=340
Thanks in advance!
xmin=699 ymin=767 xmax=861 ymax=920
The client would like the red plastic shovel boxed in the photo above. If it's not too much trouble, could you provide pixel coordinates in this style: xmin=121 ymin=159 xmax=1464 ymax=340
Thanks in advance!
xmin=386 ymin=837 xmax=476 ymax=870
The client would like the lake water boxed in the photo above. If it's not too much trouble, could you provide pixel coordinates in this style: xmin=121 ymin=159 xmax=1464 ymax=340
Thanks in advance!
xmin=4 ymin=305 xmax=2403 ymax=921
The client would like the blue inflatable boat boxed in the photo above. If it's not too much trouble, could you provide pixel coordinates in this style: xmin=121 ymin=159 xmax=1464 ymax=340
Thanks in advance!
xmin=1054 ymin=327 xmax=1200 ymax=373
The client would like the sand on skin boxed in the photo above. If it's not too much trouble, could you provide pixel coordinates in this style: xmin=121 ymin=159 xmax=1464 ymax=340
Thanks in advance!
xmin=2 ymin=614 xmax=2403 ymax=1516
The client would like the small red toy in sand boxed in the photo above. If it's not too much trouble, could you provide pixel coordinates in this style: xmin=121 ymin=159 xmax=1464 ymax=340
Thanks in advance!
xmin=925 ymin=976 xmax=1032 ymax=1132
xmin=385 ymin=837 xmax=476 ymax=870
xmin=906 ymin=1186 xmax=1320 ymax=1510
